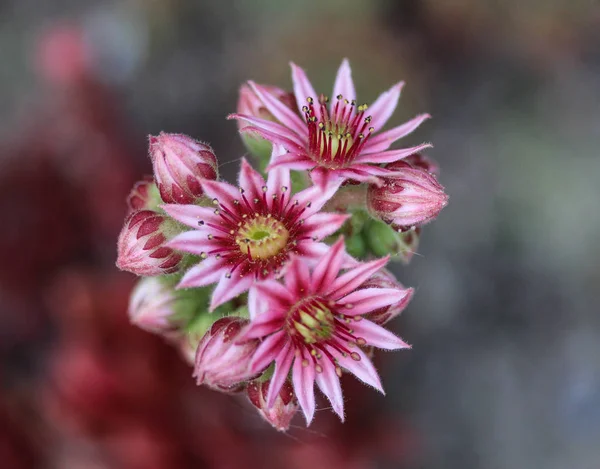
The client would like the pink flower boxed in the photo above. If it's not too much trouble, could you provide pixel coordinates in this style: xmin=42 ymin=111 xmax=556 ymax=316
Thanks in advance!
xmin=162 ymin=155 xmax=349 ymax=311
xmin=230 ymin=59 xmax=431 ymax=189
xmin=357 ymin=269 xmax=413 ymax=325
xmin=128 ymin=277 xmax=179 ymax=335
xmin=237 ymin=239 xmax=410 ymax=425
xmin=149 ymin=132 xmax=218 ymax=204
xmin=194 ymin=317 xmax=260 ymax=391
xmin=237 ymin=83 xmax=296 ymax=130
xmin=367 ymin=156 xmax=448 ymax=230
xmin=247 ymin=379 xmax=298 ymax=431
xmin=116 ymin=210 xmax=183 ymax=276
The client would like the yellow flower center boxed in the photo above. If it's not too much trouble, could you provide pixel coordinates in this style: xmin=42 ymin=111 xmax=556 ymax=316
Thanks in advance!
xmin=235 ymin=215 xmax=289 ymax=260
xmin=287 ymin=298 xmax=335 ymax=344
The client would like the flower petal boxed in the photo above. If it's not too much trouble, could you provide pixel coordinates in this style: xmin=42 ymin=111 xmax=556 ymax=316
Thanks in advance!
xmin=166 ymin=230 xmax=217 ymax=256
xmin=229 ymin=114 xmax=306 ymax=148
xmin=200 ymin=180 xmax=240 ymax=212
xmin=315 ymin=358 xmax=344 ymax=421
xmin=330 ymin=343 xmax=383 ymax=393
xmin=331 ymin=58 xmax=356 ymax=109
xmin=240 ymin=126 xmax=306 ymax=153
xmin=248 ymin=330 xmax=286 ymax=372
xmin=238 ymin=157 xmax=266 ymax=201
xmin=355 ymin=143 xmax=432 ymax=164
xmin=209 ymin=274 xmax=254 ymax=311
xmin=266 ymin=151 xmax=315 ymax=171
xmin=301 ymin=213 xmax=350 ymax=240
xmin=294 ymin=177 xmax=342 ymax=218
xmin=311 ymin=238 xmax=346 ymax=293
xmin=292 ymin=349 xmax=316 ymax=425
xmin=240 ymin=308 xmax=286 ymax=341
xmin=249 ymin=81 xmax=306 ymax=136
xmin=368 ymin=81 xmax=404 ymax=131
xmin=267 ymin=342 xmax=295 ymax=408
xmin=350 ymin=318 xmax=411 ymax=350
xmin=161 ymin=204 xmax=219 ymax=229
xmin=336 ymin=287 xmax=411 ymax=316
xmin=363 ymin=114 xmax=431 ymax=154
xmin=284 ymin=256 xmax=312 ymax=297
xmin=253 ymin=281 xmax=295 ymax=310
xmin=326 ymin=256 xmax=389 ymax=298
xmin=265 ymin=148 xmax=292 ymax=203
xmin=177 ymin=257 xmax=226 ymax=288
xmin=290 ymin=62 xmax=321 ymax=121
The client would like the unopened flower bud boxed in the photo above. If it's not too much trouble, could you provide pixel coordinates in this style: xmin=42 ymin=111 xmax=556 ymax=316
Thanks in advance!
xmin=128 ymin=277 xmax=179 ymax=336
xmin=358 ymin=269 xmax=413 ymax=325
xmin=403 ymin=153 xmax=440 ymax=176
xmin=194 ymin=317 xmax=259 ymax=391
xmin=116 ymin=210 xmax=183 ymax=276
xmin=149 ymin=132 xmax=218 ymax=204
xmin=364 ymin=219 xmax=421 ymax=264
xmin=237 ymin=84 xmax=296 ymax=163
xmin=367 ymin=157 xmax=448 ymax=230
xmin=126 ymin=176 xmax=161 ymax=213
xmin=247 ymin=379 xmax=298 ymax=431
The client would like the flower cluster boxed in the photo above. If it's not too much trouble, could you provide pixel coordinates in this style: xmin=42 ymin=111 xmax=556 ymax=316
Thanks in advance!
xmin=116 ymin=59 xmax=448 ymax=430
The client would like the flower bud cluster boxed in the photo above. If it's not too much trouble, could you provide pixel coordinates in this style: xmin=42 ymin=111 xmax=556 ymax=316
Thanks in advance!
xmin=116 ymin=59 xmax=449 ymax=430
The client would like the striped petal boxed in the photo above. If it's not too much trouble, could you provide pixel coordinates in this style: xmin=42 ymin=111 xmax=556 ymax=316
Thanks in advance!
xmin=363 ymin=114 xmax=431 ymax=154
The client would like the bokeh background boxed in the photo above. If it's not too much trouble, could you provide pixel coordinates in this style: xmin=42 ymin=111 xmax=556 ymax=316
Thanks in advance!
xmin=2 ymin=1 xmax=600 ymax=468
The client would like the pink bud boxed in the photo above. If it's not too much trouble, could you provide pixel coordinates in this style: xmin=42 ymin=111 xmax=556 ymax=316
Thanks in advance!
xmin=247 ymin=379 xmax=298 ymax=431
xmin=194 ymin=317 xmax=259 ymax=391
xmin=116 ymin=210 xmax=183 ymax=276
xmin=126 ymin=176 xmax=159 ymax=213
xmin=358 ymin=269 xmax=414 ymax=325
xmin=149 ymin=133 xmax=218 ymax=204
xmin=128 ymin=277 xmax=179 ymax=336
xmin=236 ymin=84 xmax=296 ymax=130
xmin=367 ymin=156 xmax=448 ymax=230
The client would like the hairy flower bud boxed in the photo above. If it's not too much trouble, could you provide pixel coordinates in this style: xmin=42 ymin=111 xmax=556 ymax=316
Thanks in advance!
xmin=358 ymin=269 xmax=413 ymax=325
xmin=116 ymin=210 xmax=183 ymax=276
xmin=149 ymin=132 xmax=218 ymax=204
xmin=247 ymin=379 xmax=298 ymax=431
xmin=126 ymin=176 xmax=161 ymax=213
xmin=194 ymin=317 xmax=259 ymax=391
xmin=236 ymin=84 xmax=296 ymax=163
xmin=367 ymin=156 xmax=448 ymax=230
xmin=128 ymin=277 xmax=179 ymax=336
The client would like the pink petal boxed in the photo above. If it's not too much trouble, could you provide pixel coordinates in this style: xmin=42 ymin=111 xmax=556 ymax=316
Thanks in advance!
xmin=292 ymin=349 xmax=316 ymax=425
xmin=290 ymin=62 xmax=321 ymax=121
xmin=230 ymin=114 xmax=306 ymax=148
xmin=311 ymin=238 xmax=346 ymax=293
xmin=284 ymin=256 xmax=312 ymax=297
xmin=266 ymin=342 xmax=295 ymax=408
xmin=266 ymin=151 xmax=315 ymax=171
xmin=294 ymin=178 xmax=342 ymax=217
xmin=363 ymin=114 xmax=431 ymax=154
xmin=238 ymin=157 xmax=266 ymax=201
xmin=331 ymin=58 xmax=356 ymax=109
xmin=368 ymin=81 xmax=404 ymax=131
xmin=355 ymin=143 xmax=433 ymax=164
xmin=249 ymin=81 xmax=306 ymax=136
xmin=326 ymin=256 xmax=389 ymax=298
xmin=161 ymin=204 xmax=219 ymax=229
xmin=265 ymin=150 xmax=291 ymax=203
xmin=248 ymin=330 xmax=286 ymax=373
xmin=209 ymin=274 xmax=254 ymax=311
xmin=350 ymin=318 xmax=411 ymax=350
xmin=309 ymin=167 xmax=342 ymax=191
xmin=166 ymin=230 xmax=216 ymax=256
xmin=336 ymin=287 xmax=411 ymax=316
xmin=315 ymin=358 xmax=344 ymax=421
xmin=253 ymin=281 xmax=295 ymax=310
xmin=200 ymin=180 xmax=240 ymax=211
xmin=329 ymin=343 xmax=383 ymax=393
xmin=240 ymin=126 xmax=306 ymax=153
xmin=177 ymin=257 xmax=226 ymax=288
xmin=301 ymin=213 xmax=350 ymax=240
xmin=240 ymin=309 xmax=286 ymax=341
xmin=248 ymin=286 xmax=269 ymax=320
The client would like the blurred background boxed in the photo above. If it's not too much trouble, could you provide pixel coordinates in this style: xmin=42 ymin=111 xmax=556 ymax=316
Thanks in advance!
xmin=1 ymin=0 xmax=600 ymax=468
